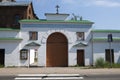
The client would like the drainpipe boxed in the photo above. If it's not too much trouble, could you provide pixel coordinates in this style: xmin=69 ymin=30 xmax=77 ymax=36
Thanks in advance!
xmin=91 ymin=30 xmax=94 ymax=66
xmin=28 ymin=50 xmax=30 ymax=68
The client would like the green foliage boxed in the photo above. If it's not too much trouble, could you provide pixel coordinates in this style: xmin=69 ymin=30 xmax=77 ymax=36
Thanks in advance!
xmin=0 ymin=64 xmax=4 ymax=68
xmin=34 ymin=58 xmax=38 ymax=62
xmin=95 ymin=58 xmax=120 ymax=68
xmin=103 ymin=62 xmax=111 ymax=68
xmin=112 ymin=63 xmax=120 ymax=68
xmin=7 ymin=66 xmax=16 ymax=68
xmin=74 ymin=64 xmax=80 ymax=67
xmin=95 ymin=57 xmax=106 ymax=68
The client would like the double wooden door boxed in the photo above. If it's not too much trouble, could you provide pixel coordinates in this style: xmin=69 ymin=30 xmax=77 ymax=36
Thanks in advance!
xmin=47 ymin=32 xmax=68 ymax=67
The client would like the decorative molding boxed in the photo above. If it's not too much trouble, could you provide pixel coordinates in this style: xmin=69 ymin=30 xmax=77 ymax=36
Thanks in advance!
xmin=41 ymin=30 xmax=72 ymax=44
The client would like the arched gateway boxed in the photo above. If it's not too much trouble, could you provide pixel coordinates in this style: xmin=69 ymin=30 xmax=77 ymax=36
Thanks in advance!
xmin=46 ymin=32 xmax=68 ymax=67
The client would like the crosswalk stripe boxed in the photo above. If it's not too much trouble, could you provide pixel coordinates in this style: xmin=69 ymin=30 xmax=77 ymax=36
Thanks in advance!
xmin=15 ymin=74 xmax=84 ymax=80
xmin=46 ymin=74 xmax=80 ymax=77
xmin=15 ymin=77 xmax=42 ymax=80
xmin=18 ymin=74 xmax=80 ymax=77
xmin=15 ymin=77 xmax=84 ymax=80
xmin=44 ymin=77 xmax=84 ymax=79
xmin=18 ymin=74 xmax=46 ymax=77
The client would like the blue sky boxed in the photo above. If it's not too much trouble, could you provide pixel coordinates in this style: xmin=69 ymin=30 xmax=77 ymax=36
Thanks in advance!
xmin=16 ymin=0 xmax=120 ymax=29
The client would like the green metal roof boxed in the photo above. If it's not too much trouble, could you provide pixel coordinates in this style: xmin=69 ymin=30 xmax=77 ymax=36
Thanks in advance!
xmin=0 ymin=28 xmax=20 ymax=31
xmin=93 ymin=38 xmax=120 ymax=42
xmin=0 ymin=38 xmax=22 ymax=40
xmin=92 ymin=30 xmax=120 ymax=33
xmin=20 ymin=19 xmax=94 ymax=24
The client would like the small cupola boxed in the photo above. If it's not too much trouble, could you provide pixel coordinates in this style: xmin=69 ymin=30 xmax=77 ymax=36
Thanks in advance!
xmin=45 ymin=5 xmax=69 ymax=20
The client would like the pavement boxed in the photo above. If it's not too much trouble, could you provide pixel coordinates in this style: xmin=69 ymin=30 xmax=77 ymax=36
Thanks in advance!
xmin=0 ymin=67 xmax=120 ymax=76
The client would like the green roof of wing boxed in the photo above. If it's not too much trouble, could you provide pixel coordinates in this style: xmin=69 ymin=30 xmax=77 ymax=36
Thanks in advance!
xmin=0 ymin=38 xmax=22 ymax=40
xmin=93 ymin=38 xmax=120 ymax=42
xmin=0 ymin=28 xmax=20 ymax=31
xmin=92 ymin=30 xmax=120 ymax=33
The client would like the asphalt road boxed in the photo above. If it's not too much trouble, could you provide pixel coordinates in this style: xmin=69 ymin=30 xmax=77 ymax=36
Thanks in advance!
xmin=84 ymin=74 xmax=120 ymax=80
xmin=0 ymin=76 xmax=15 ymax=80
xmin=0 ymin=74 xmax=120 ymax=80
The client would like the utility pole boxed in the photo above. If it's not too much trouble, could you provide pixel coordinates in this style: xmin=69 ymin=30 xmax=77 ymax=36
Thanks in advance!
xmin=108 ymin=34 xmax=113 ymax=68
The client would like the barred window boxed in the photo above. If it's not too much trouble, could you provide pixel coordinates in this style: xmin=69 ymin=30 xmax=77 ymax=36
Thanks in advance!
xmin=76 ymin=32 xmax=84 ymax=41
xmin=29 ymin=31 xmax=38 ymax=40
xmin=20 ymin=49 xmax=28 ymax=60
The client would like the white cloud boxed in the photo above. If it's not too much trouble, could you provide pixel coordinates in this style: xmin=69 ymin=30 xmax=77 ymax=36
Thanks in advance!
xmin=62 ymin=0 xmax=76 ymax=4
xmin=92 ymin=0 xmax=120 ymax=7
xmin=61 ymin=0 xmax=120 ymax=7
xmin=61 ymin=0 xmax=80 ymax=6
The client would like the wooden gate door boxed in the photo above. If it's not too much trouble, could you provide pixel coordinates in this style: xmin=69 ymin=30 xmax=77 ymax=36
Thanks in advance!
xmin=77 ymin=50 xmax=85 ymax=66
xmin=0 ymin=49 xmax=5 ymax=66
xmin=47 ymin=32 xmax=68 ymax=67
xmin=105 ymin=49 xmax=114 ymax=63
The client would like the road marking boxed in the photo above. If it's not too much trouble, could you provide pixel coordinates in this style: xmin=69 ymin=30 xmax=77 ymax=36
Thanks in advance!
xmin=15 ymin=74 xmax=84 ymax=80
xmin=18 ymin=74 xmax=80 ymax=77
xmin=15 ymin=77 xmax=42 ymax=80
xmin=18 ymin=74 xmax=46 ymax=77
xmin=47 ymin=74 xmax=80 ymax=77
xmin=15 ymin=77 xmax=84 ymax=80
xmin=44 ymin=77 xmax=84 ymax=79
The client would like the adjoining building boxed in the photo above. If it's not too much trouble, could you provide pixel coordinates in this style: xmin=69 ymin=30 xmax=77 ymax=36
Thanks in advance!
xmin=92 ymin=30 xmax=120 ymax=64
xmin=0 ymin=0 xmax=37 ymax=29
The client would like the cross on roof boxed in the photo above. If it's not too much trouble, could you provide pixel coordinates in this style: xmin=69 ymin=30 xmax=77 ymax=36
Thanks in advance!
xmin=56 ymin=5 xmax=60 ymax=14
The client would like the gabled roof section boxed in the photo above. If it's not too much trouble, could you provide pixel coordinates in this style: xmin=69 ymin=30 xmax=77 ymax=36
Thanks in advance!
xmin=0 ymin=1 xmax=38 ymax=19
xmin=26 ymin=42 xmax=41 ymax=47
xmin=73 ymin=41 xmax=88 ymax=47
xmin=0 ymin=1 xmax=31 ymax=6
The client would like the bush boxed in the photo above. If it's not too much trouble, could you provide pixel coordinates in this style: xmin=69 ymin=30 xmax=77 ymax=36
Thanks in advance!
xmin=0 ymin=64 xmax=4 ymax=68
xmin=104 ymin=61 xmax=111 ymax=68
xmin=95 ymin=58 xmax=120 ymax=68
xmin=95 ymin=57 xmax=106 ymax=68
xmin=112 ymin=63 xmax=120 ymax=68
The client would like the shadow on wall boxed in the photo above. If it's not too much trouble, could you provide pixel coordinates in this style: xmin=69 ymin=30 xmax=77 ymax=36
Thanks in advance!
xmin=118 ymin=56 xmax=120 ymax=63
